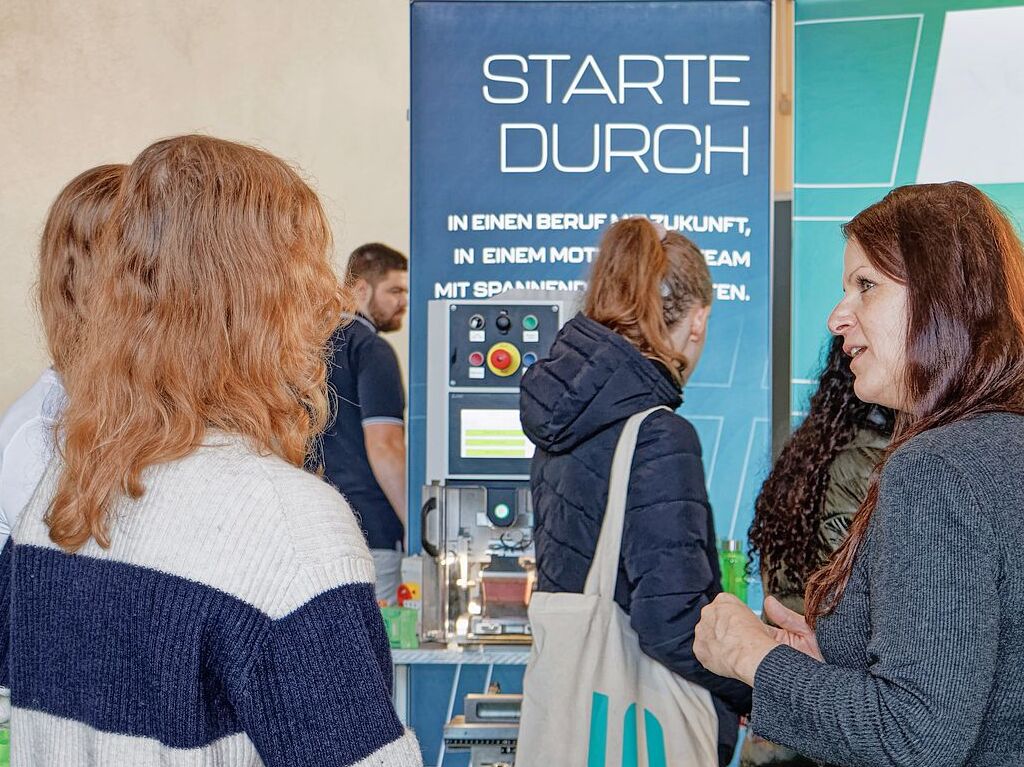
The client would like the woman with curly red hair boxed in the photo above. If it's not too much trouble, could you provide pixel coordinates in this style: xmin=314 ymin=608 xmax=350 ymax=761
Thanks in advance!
xmin=0 ymin=135 xmax=421 ymax=767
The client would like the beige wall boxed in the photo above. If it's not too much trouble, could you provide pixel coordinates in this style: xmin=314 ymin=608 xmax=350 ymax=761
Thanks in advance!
xmin=0 ymin=1 xmax=794 ymax=411
xmin=0 ymin=0 xmax=411 ymax=411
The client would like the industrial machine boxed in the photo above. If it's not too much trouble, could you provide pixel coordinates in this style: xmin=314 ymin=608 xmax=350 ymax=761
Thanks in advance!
xmin=443 ymin=693 xmax=522 ymax=767
xmin=420 ymin=293 xmax=575 ymax=644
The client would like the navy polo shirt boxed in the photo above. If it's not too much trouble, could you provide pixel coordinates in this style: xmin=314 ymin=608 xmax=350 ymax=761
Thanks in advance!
xmin=314 ymin=314 xmax=405 ymax=550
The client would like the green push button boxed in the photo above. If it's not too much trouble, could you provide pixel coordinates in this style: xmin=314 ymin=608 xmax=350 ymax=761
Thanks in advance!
xmin=494 ymin=503 xmax=511 ymax=520
xmin=522 ymin=314 xmax=539 ymax=331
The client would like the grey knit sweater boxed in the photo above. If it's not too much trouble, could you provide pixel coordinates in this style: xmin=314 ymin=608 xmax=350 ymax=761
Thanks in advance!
xmin=751 ymin=412 xmax=1024 ymax=767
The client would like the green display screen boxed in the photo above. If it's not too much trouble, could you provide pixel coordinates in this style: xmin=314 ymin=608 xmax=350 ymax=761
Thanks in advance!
xmin=460 ymin=409 xmax=535 ymax=459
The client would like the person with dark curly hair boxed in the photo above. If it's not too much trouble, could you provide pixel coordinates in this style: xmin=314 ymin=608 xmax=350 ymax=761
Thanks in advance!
xmin=739 ymin=334 xmax=893 ymax=766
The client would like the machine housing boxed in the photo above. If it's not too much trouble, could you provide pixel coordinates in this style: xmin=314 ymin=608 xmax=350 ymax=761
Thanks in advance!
xmin=420 ymin=293 xmax=576 ymax=644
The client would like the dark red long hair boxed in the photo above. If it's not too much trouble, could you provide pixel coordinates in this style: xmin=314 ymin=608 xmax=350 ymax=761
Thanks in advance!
xmin=805 ymin=182 xmax=1024 ymax=625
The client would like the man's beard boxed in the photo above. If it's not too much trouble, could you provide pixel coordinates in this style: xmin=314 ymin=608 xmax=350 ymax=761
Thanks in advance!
xmin=370 ymin=303 xmax=404 ymax=332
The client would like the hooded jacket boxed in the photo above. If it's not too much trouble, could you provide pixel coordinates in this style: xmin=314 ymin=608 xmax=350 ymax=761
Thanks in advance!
xmin=520 ymin=314 xmax=752 ymax=766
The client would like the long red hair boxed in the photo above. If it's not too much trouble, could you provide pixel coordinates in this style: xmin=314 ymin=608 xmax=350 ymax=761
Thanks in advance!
xmin=38 ymin=164 xmax=126 ymax=373
xmin=49 ymin=135 xmax=348 ymax=551
xmin=805 ymin=182 xmax=1024 ymax=624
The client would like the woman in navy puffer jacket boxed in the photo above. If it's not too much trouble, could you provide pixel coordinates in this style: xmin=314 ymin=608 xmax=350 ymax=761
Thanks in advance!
xmin=520 ymin=217 xmax=752 ymax=765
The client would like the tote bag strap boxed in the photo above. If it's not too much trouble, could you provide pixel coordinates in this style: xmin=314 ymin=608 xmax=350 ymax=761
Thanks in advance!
xmin=583 ymin=406 xmax=670 ymax=598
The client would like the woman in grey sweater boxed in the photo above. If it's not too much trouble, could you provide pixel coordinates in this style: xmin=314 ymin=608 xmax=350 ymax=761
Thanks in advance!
xmin=694 ymin=182 xmax=1024 ymax=767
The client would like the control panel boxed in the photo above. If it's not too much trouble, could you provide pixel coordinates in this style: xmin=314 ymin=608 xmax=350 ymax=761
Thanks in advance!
xmin=425 ymin=295 xmax=573 ymax=482
xmin=447 ymin=303 xmax=561 ymax=388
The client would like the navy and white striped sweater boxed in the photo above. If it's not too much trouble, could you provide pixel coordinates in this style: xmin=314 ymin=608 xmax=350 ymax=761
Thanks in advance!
xmin=0 ymin=433 xmax=421 ymax=766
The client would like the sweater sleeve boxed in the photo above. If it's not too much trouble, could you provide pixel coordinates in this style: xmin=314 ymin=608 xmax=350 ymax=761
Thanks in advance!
xmin=750 ymin=450 xmax=1000 ymax=767
xmin=621 ymin=414 xmax=752 ymax=714
xmin=224 ymin=469 xmax=422 ymax=767
xmin=229 ymin=573 xmax=422 ymax=767
xmin=0 ymin=537 xmax=10 ymax=689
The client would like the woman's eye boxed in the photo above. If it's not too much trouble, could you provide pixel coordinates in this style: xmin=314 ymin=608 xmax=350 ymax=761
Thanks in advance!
xmin=857 ymin=277 xmax=876 ymax=293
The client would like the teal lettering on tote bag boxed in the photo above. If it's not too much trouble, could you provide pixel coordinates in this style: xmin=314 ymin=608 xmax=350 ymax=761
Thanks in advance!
xmin=588 ymin=692 xmax=610 ymax=767
xmin=587 ymin=693 xmax=668 ymax=767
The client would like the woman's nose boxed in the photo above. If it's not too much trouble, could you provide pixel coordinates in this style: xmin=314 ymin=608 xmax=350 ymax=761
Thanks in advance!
xmin=828 ymin=298 xmax=854 ymax=336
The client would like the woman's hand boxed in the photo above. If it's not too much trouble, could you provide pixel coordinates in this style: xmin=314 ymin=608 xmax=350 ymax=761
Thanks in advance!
xmin=693 ymin=593 xmax=780 ymax=686
xmin=762 ymin=596 xmax=823 ymax=661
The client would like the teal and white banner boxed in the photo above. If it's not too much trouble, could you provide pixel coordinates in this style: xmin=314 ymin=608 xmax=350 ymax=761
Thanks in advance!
xmin=792 ymin=0 xmax=1024 ymax=414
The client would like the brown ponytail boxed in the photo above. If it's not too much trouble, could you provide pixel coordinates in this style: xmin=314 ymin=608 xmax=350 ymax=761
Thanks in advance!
xmin=584 ymin=217 xmax=712 ymax=383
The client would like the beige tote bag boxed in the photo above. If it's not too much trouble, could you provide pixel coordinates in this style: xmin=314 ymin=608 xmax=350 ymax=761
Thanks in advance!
xmin=517 ymin=407 xmax=719 ymax=767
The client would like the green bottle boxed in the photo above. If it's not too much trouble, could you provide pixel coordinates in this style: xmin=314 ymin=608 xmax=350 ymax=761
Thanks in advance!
xmin=718 ymin=539 xmax=748 ymax=604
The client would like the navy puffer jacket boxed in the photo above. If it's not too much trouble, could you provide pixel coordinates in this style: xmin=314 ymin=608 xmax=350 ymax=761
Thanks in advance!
xmin=520 ymin=314 xmax=752 ymax=766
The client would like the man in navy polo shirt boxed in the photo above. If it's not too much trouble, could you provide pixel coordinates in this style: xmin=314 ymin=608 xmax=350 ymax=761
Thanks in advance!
xmin=314 ymin=243 xmax=409 ymax=605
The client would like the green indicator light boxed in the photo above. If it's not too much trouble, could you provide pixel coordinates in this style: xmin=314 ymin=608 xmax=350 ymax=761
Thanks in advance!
xmin=522 ymin=315 xmax=539 ymax=331
xmin=494 ymin=503 xmax=511 ymax=520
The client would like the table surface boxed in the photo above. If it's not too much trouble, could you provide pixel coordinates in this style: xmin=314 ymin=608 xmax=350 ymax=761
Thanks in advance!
xmin=392 ymin=643 xmax=531 ymax=665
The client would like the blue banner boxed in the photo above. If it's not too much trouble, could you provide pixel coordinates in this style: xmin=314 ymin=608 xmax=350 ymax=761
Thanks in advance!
xmin=410 ymin=0 xmax=773 ymax=555
xmin=409 ymin=5 xmax=772 ymax=762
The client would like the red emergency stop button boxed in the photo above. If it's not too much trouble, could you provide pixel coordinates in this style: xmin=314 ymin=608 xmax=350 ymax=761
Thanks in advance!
xmin=486 ymin=342 xmax=521 ymax=377
xmin=491 ymin=349 xmax=512 ymax=370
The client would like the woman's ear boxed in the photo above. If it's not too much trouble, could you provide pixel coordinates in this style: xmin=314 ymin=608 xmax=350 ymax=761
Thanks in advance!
xmin=690 ymin=304 xmax=710 ymax=341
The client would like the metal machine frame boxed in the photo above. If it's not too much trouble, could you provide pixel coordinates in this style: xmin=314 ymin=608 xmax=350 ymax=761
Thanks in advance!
xmin=420 ymin=293 xmax=576 ymax=645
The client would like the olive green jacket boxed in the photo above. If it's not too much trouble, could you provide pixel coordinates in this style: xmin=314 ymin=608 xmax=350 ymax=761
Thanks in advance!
xmin=762 ymin=426 xmax=888 ymax=615
xmin=740 ymin=427 xmax=888 ymax=767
